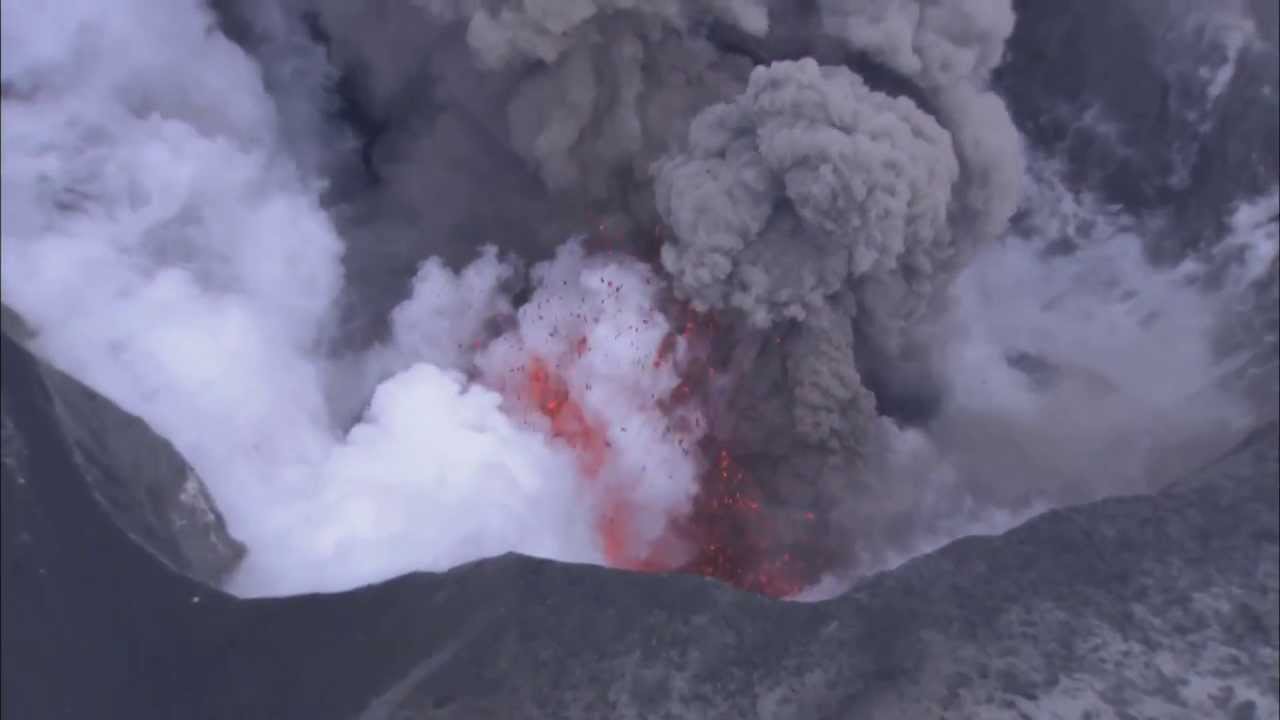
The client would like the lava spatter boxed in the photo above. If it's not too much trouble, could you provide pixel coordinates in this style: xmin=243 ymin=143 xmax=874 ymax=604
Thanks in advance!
xmin=517 ymin=355 xmax=635 ymax=565
xmin=510 ymin=325 xmax=830 ymax=597
xmin=482 ymin=242 xmax=833 ymax=598
xmin=673 ymin=446 xmax=831 ymax=598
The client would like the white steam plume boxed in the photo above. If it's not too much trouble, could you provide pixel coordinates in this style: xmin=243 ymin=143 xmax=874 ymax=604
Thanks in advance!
xmin=237 ymin=240 xmax=703 ymax=595
xmin=1 ymin=0 xmax=700 ymax=596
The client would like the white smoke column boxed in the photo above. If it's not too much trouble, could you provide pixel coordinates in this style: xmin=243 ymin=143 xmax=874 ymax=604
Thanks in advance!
xmin=232 ymin=363 xmax=603 ymax=595
xmin=237 ymin=240 xmax=684 ymax=595
xmin=330 ymin=248 xmax=517 ymax=426
xmin=1 ymin=0 xmax=695 ymax=597
xmin=0 ymin=0 xmax=345 ymax=533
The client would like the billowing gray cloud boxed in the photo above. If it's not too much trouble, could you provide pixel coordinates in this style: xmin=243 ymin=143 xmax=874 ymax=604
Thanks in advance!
xmin=655 ymin=58 xmax=958 ymax=327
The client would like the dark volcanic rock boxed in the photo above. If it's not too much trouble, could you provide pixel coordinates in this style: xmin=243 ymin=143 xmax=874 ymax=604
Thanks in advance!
xmin=1 ymin=316 xmax=244 ymax=587
xmin=4 ymin=330 xmax=1278 ymax=719
xmin=35 ymin=356 xmax=245 ymax=586
xmin=3 ymin=332 xmax=221 ymax=719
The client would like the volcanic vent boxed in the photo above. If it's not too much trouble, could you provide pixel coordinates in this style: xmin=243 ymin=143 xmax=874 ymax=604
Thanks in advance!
xmin=455 ymin=235 xmax=837 ymax=597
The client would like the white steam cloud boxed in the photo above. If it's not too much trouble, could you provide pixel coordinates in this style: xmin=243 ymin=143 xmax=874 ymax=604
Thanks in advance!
xmin=1 ymin=0 xmax=701 ymax=596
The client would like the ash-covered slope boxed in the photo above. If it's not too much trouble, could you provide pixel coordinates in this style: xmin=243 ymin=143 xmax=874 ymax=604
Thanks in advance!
xmin=5 ymin=326 xmax=1276 ymax=719
xmin=1 ymin=309 xmax=244 ymax=587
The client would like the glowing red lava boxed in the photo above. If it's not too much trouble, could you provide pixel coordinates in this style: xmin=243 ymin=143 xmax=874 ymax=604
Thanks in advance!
xmin=510 ymin=303 xmax=827 ymax=599
xmin=674 ymin=447 xmax=830 ymax=598
xmin=519 ymin=355 xmax=636 ymax=567
xmin=655 ymin=306 xmax=830 ymax=598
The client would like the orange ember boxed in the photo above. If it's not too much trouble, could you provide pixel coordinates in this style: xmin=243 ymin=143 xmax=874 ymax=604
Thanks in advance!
xmin=520 ymin=356 xmax=638 ymax=565
xmin=512 ymin=305 xmax=830 ymax=599
xmin=674 ymin=447 xmax=832 ymax=598
xmin=524 ymin=358 xmax=607 ymax=476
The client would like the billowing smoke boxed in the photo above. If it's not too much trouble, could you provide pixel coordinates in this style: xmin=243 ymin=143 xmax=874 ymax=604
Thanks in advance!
xmin=648 ymin=1 xmax=1026 ymax=583
xmin=2 ymin=0 xmax=1273 ymax=599
xmin=655 ymin=58 xmax=959 ymax=327
xmin=817 ymin=0 xmax=1024 ymax=243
